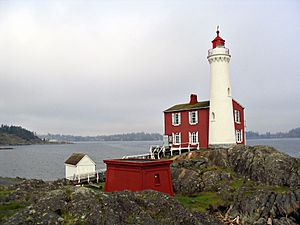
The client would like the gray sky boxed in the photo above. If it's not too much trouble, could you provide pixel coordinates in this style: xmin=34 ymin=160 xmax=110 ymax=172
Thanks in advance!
xmin=0 ymin=0 xmax=299 ymax=135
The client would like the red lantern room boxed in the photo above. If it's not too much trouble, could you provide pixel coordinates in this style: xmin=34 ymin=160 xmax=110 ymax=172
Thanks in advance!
xmin=212 ymin=28 xmax=225 ymax=48
xmin=104 ymin=158 xmax=174 ymax=196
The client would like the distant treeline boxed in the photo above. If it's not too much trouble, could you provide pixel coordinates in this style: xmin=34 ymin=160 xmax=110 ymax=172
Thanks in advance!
xmin=39 ymin=132 xmax=163 ymax=142
xmin=0 ymin=125 xmax=42 ymax=145
xmin=246 ymin=127 xmax=300 ymax=139
xmin=0 ymin=125 xmax=41 ymax=141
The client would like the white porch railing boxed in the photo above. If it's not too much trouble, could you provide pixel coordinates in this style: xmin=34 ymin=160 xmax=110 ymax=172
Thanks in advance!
xmin=66 ymin=169 xmax=106 ymax=183
xmin=169 ymin=142 xmax=199 ymax=156
xmin=122 ymin=153 xmax=151 ymax=159
xmin=121 ymin=143 xmax=201 ymax=160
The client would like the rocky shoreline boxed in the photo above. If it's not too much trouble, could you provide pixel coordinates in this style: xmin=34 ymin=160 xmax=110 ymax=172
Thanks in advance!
xmin=0 ymin=145 xmax=299 ymax=224
xmin=171 ymin=145 xmax=300 ymax=224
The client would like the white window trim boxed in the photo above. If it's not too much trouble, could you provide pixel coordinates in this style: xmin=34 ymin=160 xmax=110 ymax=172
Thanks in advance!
xmin=172 ymin=112 xmax=181 ymax=126
xmin=172 ymin=132 xmax=181 ymax=145
xmin=189 ymin=131 xmax=199 ymax=144
xmin=234 ymin=110 xmax=241 ymax=124
xmin=211 ymin=112 xmax=216 ymax=122
xmin=235 ymin=129 xmax=243 ymax=143
xmin=189 ymin=111 xmax=198 ymax=125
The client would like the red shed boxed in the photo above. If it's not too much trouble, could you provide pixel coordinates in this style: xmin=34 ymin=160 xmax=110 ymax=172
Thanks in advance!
xmin=104 ymin=159 xmax=174 ymax=196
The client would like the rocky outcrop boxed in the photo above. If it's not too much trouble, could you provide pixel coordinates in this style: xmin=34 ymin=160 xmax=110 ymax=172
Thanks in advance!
xmin=230 ymin=188 xmax=300 ymax=225
xmin=174 ymin=145 xmax=300 ymax=187
xmin=171 ymin=161 xmax=232 ymax=194
xmin=1 ymin=145 xmax=300 ymax=225
xmin=1 ymin=179 xmax=220 ymax=225
xmin=171 ymin=145 xmax=300 ymax=224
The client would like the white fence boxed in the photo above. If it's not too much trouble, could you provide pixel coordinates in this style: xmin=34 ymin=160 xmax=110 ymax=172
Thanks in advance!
xmin=66 ymin=169 xmax=106 ymax=183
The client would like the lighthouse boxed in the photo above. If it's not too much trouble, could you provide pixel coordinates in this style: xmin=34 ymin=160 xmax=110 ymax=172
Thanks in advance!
xmin=207 ymin=28 xmax=236 ymax=148
xmin=162 ymin=29 xmax=245 ymax=157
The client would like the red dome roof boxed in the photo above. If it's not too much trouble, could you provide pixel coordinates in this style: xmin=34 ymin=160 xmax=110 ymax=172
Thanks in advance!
xmin=212 ymin=30 xmax=225 ymax=48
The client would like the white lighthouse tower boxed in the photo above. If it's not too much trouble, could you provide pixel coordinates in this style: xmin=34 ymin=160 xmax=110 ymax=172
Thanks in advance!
xmin=207 ymin=28 xmax=236 ymax=148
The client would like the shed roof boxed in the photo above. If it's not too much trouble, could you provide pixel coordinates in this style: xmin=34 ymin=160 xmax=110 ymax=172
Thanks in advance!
xmin=164 ymin=100 xmax=210 ymax=113
xmin=65 ymin=153 xmax=86 ymax=165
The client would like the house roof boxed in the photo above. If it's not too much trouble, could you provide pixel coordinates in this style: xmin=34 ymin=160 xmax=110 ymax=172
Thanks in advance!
xmin=65 ymin=153 xmax=86 ymax=165
xmin=164 ymin=100 xmax=210 ymax=113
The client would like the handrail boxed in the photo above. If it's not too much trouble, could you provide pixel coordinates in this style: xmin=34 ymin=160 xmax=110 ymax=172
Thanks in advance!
xmin=66 ymin=170 xmax=106 ymax=181
xmin=171 ymin=142 xmax=199 ymax=145
xmin=122 ymin=153 xmax=151 ymax=159
xmin=208 ymin=48 xmax=229 ymax=56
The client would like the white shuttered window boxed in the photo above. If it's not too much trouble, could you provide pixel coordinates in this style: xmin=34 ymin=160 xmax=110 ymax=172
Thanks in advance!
xmin=172 ymin=133 xmax=181 ymax=144
xmin=189 ymin=111 xmax=198 ymax=125
xmin=234 ymin=110 xmax=241 ymax=123
xmin=235 ymin=130 xmax=243 ymax=143
xmin=189 ymin=132 xmax=198 ymax=144
xmin=172 ymin=113 xmax=181 ymax=126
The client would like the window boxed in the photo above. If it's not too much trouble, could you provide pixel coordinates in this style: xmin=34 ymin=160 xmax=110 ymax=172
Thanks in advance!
xmin=172 ymin=133 xmax=181 ymax=144
xmin=189 ymin=111 xmax=198 ymax=125
xmin=234 ymin=110 xmax=240 ymax=123
xmin=172 ymin=113 xmax=181 ymax=126
xmin=227 ymin=87 xmax=231 ymax=96
xmin=236 ymin=130 xmax=243 ymax=143
xmin=211 ymin=112 xmax=215 ymax=121
xmin=189 ymin=132 xmax=198 ymax=144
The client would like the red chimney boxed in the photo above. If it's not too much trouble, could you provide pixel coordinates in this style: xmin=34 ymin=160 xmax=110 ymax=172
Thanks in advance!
xmin=190 ymin=94 xmax=198 ymax=104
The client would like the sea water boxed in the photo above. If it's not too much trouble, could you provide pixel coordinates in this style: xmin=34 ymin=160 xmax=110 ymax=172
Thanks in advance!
xmin=0 ymin=139 xmax=299 ymax=180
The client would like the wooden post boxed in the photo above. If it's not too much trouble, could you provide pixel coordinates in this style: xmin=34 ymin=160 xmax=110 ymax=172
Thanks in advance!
xmin=88 ymin=174 xmax=90 ymax=183
xmin=96 ymin=172 xmax=99 ymax=183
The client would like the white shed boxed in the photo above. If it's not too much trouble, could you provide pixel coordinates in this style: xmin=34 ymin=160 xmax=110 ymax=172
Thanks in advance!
xmin=64 ymin=153 xmax=96 ymax=181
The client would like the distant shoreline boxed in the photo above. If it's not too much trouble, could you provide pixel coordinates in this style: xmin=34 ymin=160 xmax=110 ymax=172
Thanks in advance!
xmin=0 ymin=141 xmax=73 ymax=147
xmin=246 ymin=137 xmax=300 ymax=140
xmin=0 ymin=147 xmax=14 ymax=150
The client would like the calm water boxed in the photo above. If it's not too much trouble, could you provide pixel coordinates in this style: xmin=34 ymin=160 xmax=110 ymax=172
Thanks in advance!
xmin=0 ymin=139 xmax=299 ymax=181
xmin=0 ymin=141 xmax=161 ymax=181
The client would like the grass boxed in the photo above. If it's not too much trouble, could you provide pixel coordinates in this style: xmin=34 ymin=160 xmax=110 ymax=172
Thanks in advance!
xmin=272 ymin=186 xmax=289 ymax=193
xmin=229 ymin=177 xmax=289 ymax=193
xmin=61 ymin=209 xmax=88 ymax=225
xmin=0 ymin=201 xmax=25 ymax=220
xmin=61 ymin=210 xmax=78 ymax=225
xmin=259 ymin=184 xmax=289 ymax=193
xmin=0 ymin=186 xmax=25 ymax=221
xmin=85 ymin=182 xmax=105 ymax=191
xmin=230 ymin=178 xmax=247 ymax=189
xmin=200 ymin=166 xmax=237 ymax=176
xmin=175 ymin=192 xmax=224 ymax=212
xmin=65 ymin=187 xmax=74 ymax=202
xmin=0 ymin=189 xmax=15 ymax=199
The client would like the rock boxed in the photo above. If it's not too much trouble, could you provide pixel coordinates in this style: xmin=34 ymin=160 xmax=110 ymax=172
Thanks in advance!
xmin=171 ymin=168 xmax=203 ymax=194
xmin=173 ymin=145 xmax=300 ymax=188
xmin=2 ymin=145 xmax=300 ymax=225
xmin=2 ymin=185 xmax=219 ymax=225
xmin=171 ymin=145 xmax=300 ymax=224
xmin=226 ymin=145 xmax=300 ymax=187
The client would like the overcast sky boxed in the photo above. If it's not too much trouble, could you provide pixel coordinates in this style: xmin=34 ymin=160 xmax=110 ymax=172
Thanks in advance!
xmin=0 ymin=0 xmax=299 ymax=135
